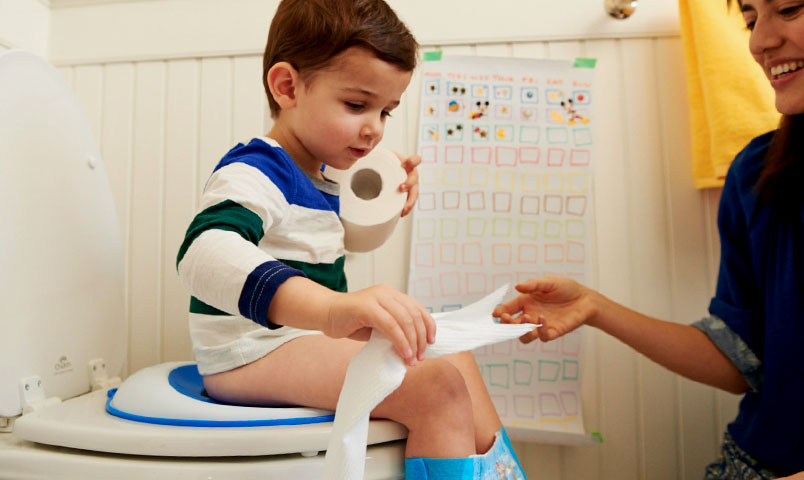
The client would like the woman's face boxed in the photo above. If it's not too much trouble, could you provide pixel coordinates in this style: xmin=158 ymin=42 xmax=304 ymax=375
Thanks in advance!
xmin=742 ymin=0 xmax=804 ymax=115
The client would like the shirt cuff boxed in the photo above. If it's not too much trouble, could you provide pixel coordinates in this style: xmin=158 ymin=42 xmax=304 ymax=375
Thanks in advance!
xmin=692 ymin=314 xmax=763 ymax=392
xmin=238 ymin=260 xmax=306 ymax=329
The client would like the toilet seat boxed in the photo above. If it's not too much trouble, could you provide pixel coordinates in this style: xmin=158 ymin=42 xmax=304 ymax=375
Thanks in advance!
xmin=106 ymin=362 xmax=336 ymax=428
xmin=12 ymin=375 xmax=406 ymax=457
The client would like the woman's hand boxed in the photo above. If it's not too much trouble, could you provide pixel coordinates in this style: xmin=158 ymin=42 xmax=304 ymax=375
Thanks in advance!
xmin=493 ymin=277 xmax=598 ymax=344
xmin=324 ymin=284 xmax=435 ymax=366
xmin=395 ymin=152 xmax=421 ymax=217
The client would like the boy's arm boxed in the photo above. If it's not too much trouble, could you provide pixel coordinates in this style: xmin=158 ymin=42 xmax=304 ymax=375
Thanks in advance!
xmin=269 ymin=276 xmax=434 ymax=366
xmin=179 ymin=219 xmax=433 ymax=365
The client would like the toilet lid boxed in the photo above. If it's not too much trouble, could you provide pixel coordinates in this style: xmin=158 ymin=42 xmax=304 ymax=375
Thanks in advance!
xmin=106 ymin=362 xmax=335 ymax=427
xmin=0 ymin=49 xmax=125 ymax=418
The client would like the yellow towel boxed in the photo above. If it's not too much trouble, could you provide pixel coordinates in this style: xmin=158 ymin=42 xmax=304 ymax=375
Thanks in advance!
xmin=679 ymin=0 xmax=780 ymax=189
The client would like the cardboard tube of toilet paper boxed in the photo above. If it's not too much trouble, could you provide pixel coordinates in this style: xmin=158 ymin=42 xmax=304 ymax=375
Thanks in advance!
xmin=324 ymin=148 xmax=407 ymax=253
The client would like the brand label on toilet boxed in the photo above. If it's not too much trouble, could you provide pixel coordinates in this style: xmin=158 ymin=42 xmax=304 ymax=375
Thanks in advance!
xmin=54 ymin=355 xmax=73 ymax=375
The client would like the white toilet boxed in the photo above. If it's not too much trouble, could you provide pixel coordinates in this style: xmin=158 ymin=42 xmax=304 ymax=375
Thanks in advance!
xmin=0 ymin=50 xmax=407 ymax=479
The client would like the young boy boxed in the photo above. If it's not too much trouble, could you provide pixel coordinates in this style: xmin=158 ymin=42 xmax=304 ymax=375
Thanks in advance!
xmin=176 ymin=0 xmax=527 ymax=477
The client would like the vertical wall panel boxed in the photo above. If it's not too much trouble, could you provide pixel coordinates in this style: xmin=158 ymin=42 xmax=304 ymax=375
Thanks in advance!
xmin=72 ymin=65 xmax=104 ymax=142
xmin=99 ymin=62 xmax=135 ymax=373
xmin=161 ymin=59 xmax=200 ymax=362
xmin=100 ymin=63 xmax=135 ymax=255
xmin=584 ymin=38 xmax=641 ymax=480
xmin=653 ymin=37 xmax=720 ymax=479
xmin=232 ymin=55 xmax=266 ymax=144
xmin=128 ymin=61 xmax=166 ymax=373
xmin=198 ymin=57 xmax=234 ymax=201
xmin=621 ymin=38 xmax=679 ymax=480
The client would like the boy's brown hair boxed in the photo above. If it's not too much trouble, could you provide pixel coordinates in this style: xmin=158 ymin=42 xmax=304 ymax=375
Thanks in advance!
xmin=263 ymin=0 xmax=418 ymax=118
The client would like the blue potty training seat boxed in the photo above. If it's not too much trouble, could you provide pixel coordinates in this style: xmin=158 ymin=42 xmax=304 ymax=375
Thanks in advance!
xmin=107 ymin=362 xmax=335 ymax=427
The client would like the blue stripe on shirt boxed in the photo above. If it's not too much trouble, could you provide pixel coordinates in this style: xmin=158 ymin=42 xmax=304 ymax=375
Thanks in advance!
xmin=213 ymin=139 xmax=336 ymax=213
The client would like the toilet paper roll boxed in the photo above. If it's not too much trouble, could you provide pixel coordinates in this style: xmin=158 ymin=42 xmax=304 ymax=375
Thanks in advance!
xmin=324 ymin=148 xmax=407 ymax=253
xmin=322 ymin=285 xmax=538 ymax=480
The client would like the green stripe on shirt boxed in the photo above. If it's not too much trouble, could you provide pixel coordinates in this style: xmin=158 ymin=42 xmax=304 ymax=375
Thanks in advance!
xmin=190 ymin=296 xmax=231 ymax=316
xmin=177 ymin=199 xmax=264 ymax=267
xmin=282 ymin=256 xmax=347 ymax=292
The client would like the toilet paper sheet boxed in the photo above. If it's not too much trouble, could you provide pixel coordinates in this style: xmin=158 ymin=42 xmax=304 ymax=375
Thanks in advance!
xmin=324 ymin=148 xmax=407 ymax=253
xmin=322 ymin=286 xmax=537 ymax=480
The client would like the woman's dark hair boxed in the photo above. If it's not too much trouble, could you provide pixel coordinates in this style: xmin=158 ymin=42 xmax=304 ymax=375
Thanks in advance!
xmin=262 ymin=0 xmax=418 ymax=117
xmin=758 ymin=115 xmax=804 ymax=211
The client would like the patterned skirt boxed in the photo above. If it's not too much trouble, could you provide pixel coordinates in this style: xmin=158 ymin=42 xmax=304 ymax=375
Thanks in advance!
xmin=704 ymin=432 xmax=778 ymax=480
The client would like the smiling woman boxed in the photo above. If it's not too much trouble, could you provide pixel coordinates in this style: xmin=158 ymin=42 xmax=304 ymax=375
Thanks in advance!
xmin=742 ymin=0 xmax=804 ymax=114
xmin=492 ymin=1 xmax=804 ymax=478
xmin=738 ymin=0 xmax=804 ymax=214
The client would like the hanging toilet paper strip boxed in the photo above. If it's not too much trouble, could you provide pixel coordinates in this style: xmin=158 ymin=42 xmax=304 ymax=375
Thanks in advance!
xmin=322 ymin=285 xmax=537 ymax=480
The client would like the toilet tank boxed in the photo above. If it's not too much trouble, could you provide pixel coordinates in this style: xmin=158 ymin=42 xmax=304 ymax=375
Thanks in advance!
xmin=0 ymin=51 xmax=126 ymax=418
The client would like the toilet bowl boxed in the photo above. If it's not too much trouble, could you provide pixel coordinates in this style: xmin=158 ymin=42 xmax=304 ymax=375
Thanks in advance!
xmin=0 ymin=50 xmax=406 ymax=479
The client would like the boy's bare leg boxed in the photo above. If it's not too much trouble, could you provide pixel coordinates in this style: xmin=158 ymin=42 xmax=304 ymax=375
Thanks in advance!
xmin=442 ymin=351 xmax=502 ymax=454
xmin=202 ymin=335 xmax=479 ymax=458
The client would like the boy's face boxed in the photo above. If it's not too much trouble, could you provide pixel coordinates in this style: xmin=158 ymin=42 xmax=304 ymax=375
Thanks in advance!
xmin=285 ymin=47 xmax=412 ymax=171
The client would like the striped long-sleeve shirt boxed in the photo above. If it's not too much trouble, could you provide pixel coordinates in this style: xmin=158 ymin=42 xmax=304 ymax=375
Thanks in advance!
xmin=176 ymin=137 xmax=346 ymax=374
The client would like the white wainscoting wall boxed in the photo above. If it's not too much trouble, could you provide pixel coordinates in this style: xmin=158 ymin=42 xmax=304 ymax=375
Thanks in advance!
xmin=0 ymin=0 xmax=49 ymax=55
xmin=13 ymin=0 xmax=743 ymax=478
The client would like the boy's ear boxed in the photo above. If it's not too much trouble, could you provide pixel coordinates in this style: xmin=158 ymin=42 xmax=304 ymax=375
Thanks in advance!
xmin=266 ymin=62 xmax=300 ymax=110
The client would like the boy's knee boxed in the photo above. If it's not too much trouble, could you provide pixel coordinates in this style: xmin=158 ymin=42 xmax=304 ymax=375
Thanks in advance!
xmin=409 ymin=359 xmax=472 ymax=417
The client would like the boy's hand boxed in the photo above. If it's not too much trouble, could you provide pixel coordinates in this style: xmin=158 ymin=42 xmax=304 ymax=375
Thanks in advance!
xmin=493 ymin=277 xmax=596 ymax=344
xmin=325 ymin=284 xmax=435 ymax=366
xmin=395 ymin=152 xmax=421 ymax=217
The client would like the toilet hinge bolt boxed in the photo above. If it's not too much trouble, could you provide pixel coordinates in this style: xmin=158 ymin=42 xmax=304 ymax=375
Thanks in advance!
xmin=88 ymin=358 xmax=121 ymax=391
xmin=18 ymin=375 xmax=61 ymax=414
xmin=0 ymin=416 xmax=12 ymax=433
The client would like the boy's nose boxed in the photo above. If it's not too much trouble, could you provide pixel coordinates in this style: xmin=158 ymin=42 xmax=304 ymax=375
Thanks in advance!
xmin=360 ymin=117 xmax=383 ymax=140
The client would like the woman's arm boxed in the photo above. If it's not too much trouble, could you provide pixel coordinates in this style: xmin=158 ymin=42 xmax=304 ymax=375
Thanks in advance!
xmin=494 ymin=277 xmax=749 ymax=394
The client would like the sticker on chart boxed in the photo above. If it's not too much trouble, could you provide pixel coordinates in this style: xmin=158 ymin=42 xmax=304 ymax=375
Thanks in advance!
xmin=470 ymin=100 xmax=490 ymax=120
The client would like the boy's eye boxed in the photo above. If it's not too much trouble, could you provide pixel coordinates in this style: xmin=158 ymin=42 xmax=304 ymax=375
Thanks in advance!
xmin=381 ymin=110 xmax=392 ymax=119
xmin=345 ymin=102 xmax=364 ymax=111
